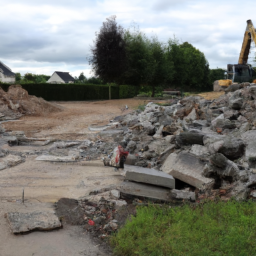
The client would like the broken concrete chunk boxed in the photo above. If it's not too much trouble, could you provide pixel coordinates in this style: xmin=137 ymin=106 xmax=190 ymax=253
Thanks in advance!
xmin=125 ymin=165 xmax=175 ymax=189
xmin=7 ymin=211 xmax=62 ymax=234
xmin=176 ymin=132 xmax=204 ymax=146
xmin=110 ymin=190 xmax=120 ymax=199
xmin=190 ymin=145 xmax=209 ymax=156
xmin=0 ymin=155 xmax=22 ymax=167
xmin=35 ymin=155 xmax=77 ymax=162
xmin=218 ymin=137 xmax=245 ymax=160
xmin=153 ymin=125 xmax=164 ymax=139
xmin=120 ymin=181 xmax=172 ymax=201
xmin=161 ymin=152 xmax=213 ymax=189
xmin=171 ymin=189 xmax=195 ymax=201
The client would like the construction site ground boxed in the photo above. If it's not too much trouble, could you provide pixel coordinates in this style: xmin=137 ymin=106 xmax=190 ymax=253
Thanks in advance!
xmin=0 ymin=98 xmax=162 ymax=256
xmin=0 ymin=94 xmax=221 ymax=256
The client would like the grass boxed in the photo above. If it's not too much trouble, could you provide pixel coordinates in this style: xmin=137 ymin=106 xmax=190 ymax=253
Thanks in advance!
xmin=110 ymin=200 xmax=256 ymax=256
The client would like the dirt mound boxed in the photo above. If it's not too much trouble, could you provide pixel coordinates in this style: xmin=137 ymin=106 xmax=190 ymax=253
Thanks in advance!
xmin=0 ymin=85 xmax=62 ymax=118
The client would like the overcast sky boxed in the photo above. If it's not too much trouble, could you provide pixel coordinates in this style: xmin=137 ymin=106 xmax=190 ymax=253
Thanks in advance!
xmin=1 ymin=0 xmax=256 ymax=78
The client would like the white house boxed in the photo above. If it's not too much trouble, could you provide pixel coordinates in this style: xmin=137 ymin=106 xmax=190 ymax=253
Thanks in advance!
xmin=47 ymin=71 xmax=75 ymax=84
xmin=0 ymin=61 xmax=15 ymax=83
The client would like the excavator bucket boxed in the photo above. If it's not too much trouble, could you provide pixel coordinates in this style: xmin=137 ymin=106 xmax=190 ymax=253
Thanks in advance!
xmin=218 ymin=79 xmax=232 ymax=87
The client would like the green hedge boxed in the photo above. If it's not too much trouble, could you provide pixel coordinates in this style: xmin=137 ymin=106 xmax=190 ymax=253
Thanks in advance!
xmin=119 ymin=84 xmax=140 ymax=99
xmin=0 ymin=83 xmax=119 ymax=101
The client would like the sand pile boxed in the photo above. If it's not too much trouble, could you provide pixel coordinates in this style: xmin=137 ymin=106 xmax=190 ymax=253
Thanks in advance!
xmin=0 ymin=85 xmax=63 ymax=118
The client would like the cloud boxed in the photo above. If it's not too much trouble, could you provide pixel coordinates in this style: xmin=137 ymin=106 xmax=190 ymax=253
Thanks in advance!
xmin=0 ymin=0 xmax=256 ymax=76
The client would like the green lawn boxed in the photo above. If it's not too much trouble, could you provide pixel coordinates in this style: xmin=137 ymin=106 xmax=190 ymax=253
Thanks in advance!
xmin=111 ymin=200 xmax=256 ymax=256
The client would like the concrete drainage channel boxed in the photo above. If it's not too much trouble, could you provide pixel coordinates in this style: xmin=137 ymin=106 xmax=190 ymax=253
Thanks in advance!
xmin=2 ymin=82 xmax=256 ymax=254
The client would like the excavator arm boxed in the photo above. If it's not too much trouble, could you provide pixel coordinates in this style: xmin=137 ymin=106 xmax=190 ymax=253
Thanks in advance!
xmin=238 ymin=20 xmax=256 ymax=65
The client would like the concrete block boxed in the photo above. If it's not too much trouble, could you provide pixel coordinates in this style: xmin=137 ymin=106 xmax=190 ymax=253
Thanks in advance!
xmin=161 ymin=152 xmax=213 ymax=189
xmin=125 ymin=154 xmax=137 ymax=165
xmin=125 ymin=165 xmax=175 ymax=189
xmin=120 ymin=181 xmax=172 ymax=201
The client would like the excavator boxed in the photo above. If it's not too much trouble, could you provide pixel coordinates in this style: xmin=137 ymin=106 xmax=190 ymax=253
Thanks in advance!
xmin=220 ymin=19 xmax=256 ymax=86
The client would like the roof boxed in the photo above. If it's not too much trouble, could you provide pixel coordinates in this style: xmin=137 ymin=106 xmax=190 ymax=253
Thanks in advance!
xmin=0 ymin=61 xmax=15 ymax=77
xmin=55 ymin=71 xmax=75 ymax=83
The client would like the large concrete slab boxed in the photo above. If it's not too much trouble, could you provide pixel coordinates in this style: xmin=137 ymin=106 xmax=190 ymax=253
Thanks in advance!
xmin=120 ymin=181 xmax=172 ymax=201
xmin=161 ymin=152 xmax=213 ymax=189
xmin=7 ymin=211 xmax=62 ymax=234
xmin=125 ymin=165 xmax=175 ymax=188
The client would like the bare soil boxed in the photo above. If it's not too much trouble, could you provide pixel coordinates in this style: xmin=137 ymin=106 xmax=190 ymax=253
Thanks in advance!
xmin=0 ymin=98 xmax=165 ymax=256
xmin=2 ymin=99 xmax=152 ymax=139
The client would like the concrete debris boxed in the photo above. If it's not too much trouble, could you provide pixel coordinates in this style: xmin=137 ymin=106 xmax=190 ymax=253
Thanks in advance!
xmin=7 ymin=211 xmax=61 ymax=234
xmin=35 ymin=155 xmax=78 ymax=162
xmin=124 ymin=165 xmax=175 ymax=188
xmin=120 ymin=181 xmax=172 ymax=201
xmin=161 ymin=152 xmax=214 ymax=189
xmin=171 ymin=189 xmax=196 ymax=201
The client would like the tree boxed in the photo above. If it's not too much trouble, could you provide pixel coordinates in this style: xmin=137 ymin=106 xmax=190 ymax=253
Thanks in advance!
xmin=209 ymin=68 xmax=226 ymax=84
xmin=89 ymin=15 xmax=127 ymax=84
xmin=78 ymin=72 xmax=87 ymax=83
xmin=15 ymin=73 xmax=21 ymax=82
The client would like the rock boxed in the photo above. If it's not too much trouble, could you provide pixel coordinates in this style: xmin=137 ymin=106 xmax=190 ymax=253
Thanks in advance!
xmin=125 ymin=165 xmax=175 ymax=189
xmin=0 ymin=162 xmax=7 ymax=170
xmin=241 ymin=130 xmax=256 ymax=165
xmin=110 ymin=190 xmax=120 ymax=199
xmin=148 ymin=139 xmax=171 ymax=155
xmin=218 ymin=137 xmax=245 ymax=160
xmin=120 ymin=181 xmax=172 ymax=201
xmin=165 ymin=135 xmax=175 ymax=143
xmin=126 ymin=141 xmax=137 ymax=153
xmin=7 ymin=211 xmax=61 ymax=234
xmin=99 ymin=129 xmax=124 ymax=139
xmin=190 ymin=145 xmax=209 ymax=156
xmin=0 ymin=155 xmax=22 ymax=167
xmin=185 ymin=108 xmax=197 ymax=121
xmin=206 ymin=153 xmax=243 ymax=181
xmin=161 ymin=152 xmax=213 ymax=189
xmin=225 ymin=84 xmax=242 ymax=93
xmin=171 ymin=189 xmax=196 ymax=201
xmin=211 ymin=114 xmax=224 ymax=128
xmin=229 ymin=98 xmax=243 ymax=110
xmin=176 ymin=132 xmax=204 ymax=146
xmin=125 ymin=154 xmax=138 ymax=165
xmin=153 ymin=125 xmax=164 ymax=139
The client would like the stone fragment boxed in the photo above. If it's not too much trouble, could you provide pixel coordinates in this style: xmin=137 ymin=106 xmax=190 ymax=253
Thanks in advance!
xmin=171 ymin=189 xmax=196 ymax=201
xmin=125 ymin=165 xmax=175 ymax=189
xmin=110 ymin=190 xmax=120 ymax=199
xmin=0 ymin=155 xmax=22 ymax=167
xmin=153 ymin=125 xmax=164 ymax=139
xmin=125 ymin=154 xmax=137 ymax=165
xmin=218 ymin=137 xmax=245 ymax=160
xmin=161 ymin=152 xmax=213 ymax=189
xmin=120 ymin=181 xmax=172 ymax=201
xmin=229 ymin=98 xmax=243 ymax=110
xmin=0 ymin=162 xmax=7 ymax=170
xmin=176 ymin=132 xmax=204 ymax=146
xmin=185 ymin=108 xmax=197 ymax=121
xmin=7 ymin=211 xmax=61 ymax=234
xmin=190 ymin=145 xmax=209 ymax=156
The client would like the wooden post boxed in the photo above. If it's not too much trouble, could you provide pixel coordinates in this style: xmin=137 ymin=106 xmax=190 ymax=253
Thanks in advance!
xmin=109 ymin=85 xmax=111 ymax=100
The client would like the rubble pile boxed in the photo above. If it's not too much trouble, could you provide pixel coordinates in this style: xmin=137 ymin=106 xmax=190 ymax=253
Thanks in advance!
xmin=99 ymin=82 xmax=256 ymax=201
xmin=0 ymin=85 xmax=62 ymax=119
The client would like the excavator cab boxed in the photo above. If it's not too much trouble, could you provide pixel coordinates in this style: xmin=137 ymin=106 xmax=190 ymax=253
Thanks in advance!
xmin=227 ymin=64 xmax=254 ymax=83
xmin=227 ymin=20 xmax=256 ymax=83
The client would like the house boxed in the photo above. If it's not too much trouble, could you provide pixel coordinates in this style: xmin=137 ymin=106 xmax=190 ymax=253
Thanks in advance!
xmin=0 ymin=61 xmax=15 ymax=83
xmin=47 ymin=71 xmax=75 ymax=84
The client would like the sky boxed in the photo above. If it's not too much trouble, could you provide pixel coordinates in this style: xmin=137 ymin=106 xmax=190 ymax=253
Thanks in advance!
xmin=0 ymin=0 xmax=256 ymax=78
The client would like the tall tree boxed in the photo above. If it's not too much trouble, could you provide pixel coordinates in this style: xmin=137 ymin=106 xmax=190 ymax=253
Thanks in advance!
xmin=78 ymin=72 xmax=87 ymax=83
xmin=89 ymin=16 xmax=127 ymax=84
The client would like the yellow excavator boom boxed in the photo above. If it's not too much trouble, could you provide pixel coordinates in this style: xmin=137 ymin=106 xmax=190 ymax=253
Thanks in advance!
xmin=238 ymin=20 xmax=256 ymax=65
